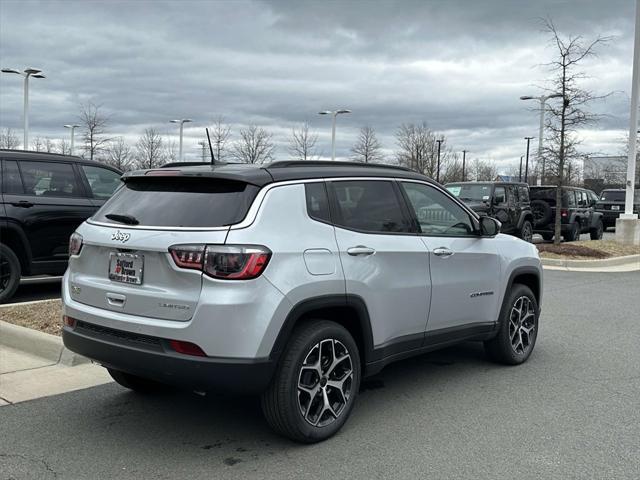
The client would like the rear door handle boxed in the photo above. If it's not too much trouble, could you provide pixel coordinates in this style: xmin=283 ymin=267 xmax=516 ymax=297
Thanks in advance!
xmin=347 ymin=246 xmax=376 ymax=256
xmin=11 ymin=201 xmax=33 ymax=208
xmin=433 ymin=247 xmax=454 ymax=258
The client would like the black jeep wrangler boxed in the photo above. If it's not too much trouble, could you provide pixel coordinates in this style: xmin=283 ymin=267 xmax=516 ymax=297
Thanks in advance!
xmin=445 ymin=181 xmax=534 ymax=242
xmin=529 ymin=186 xmax=603 ymax=242
xmin=0 ymin=150 xmax=122 ymax=303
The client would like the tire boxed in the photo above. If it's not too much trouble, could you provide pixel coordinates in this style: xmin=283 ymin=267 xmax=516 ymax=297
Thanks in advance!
xmin=261 ymin=320 xmax=361 ymax=443
xmin=589 ymin=220 xmax=604 ymax=240
xmin=107 ymin=368 xmax=170 ymax=393
xmin=541 ymin=233 xmax=554 ymax=242
xmin=0 ymin=243 xmax=21 ymax=304
xmin=531 ymin=200 xmax=552 ymax=228
xmin=484 ymin=284 xmax=539 ymax=365
xmin=563 ymin=222 xmax=580 ymax=242
xmin=518 ymin=220 xmax=533 ymax=243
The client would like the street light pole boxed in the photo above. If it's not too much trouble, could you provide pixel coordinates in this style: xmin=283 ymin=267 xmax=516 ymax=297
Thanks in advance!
xmin=462 ymin=150 xmax=467 ymax=181
xmin=520 ymin=93 xmax=563 ymax=185
xmin=435 ymin=139 xmax=443 ymax=183
xmin=319 ymin=109 xmax=351 ymax=161
xmin=519 ymin=155 xmax=524 ymax=182
xmin=64 ymin=124 xmax=80 ymax=155
xmin=170 ymin=119 xmax=192 ymax=161
xmin=524 ymin=136 xmax=534 ymax=184
xmin=1 ymin=67 xmax=45 ymax=150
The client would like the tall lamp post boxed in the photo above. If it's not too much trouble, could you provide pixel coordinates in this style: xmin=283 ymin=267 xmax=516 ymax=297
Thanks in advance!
xmin=461 ymin=150 xmax=467 ymax=181
xmin=318 ymin=109 xmax=351 ymax=161
xmin=524 ymin=136 xmax=534 ymax=184
xmin=1 ymin=67 xmax=46 ymax=150
xmin=64 ymin=124 xmax=80 ymax=155
xmin=519 ymin=156 xmax=524 ymax=182
xmin=435 ymin=139 xmax=443 ymax=183
xmin=170 ymin=119 xmax=192 ymax=161
xmin=520 ymin=93 xmax=563 ymax=185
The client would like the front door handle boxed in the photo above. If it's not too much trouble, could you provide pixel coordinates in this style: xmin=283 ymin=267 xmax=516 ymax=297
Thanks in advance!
xmin=433 ymin=247 xmax=454 ymax=258
xmin=11 ymin=201 xmax=33 ymax=208
xmin=347 ymin=246 xmax=376 ymax=256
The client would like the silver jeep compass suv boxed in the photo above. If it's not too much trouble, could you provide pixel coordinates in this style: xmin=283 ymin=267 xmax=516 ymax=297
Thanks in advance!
xmin=62 ymin=161 xmax=542 ymax=443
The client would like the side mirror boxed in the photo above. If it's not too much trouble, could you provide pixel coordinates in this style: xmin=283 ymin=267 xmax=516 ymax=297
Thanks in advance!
xmin=479 ymin=216 xmax=501 ymax=236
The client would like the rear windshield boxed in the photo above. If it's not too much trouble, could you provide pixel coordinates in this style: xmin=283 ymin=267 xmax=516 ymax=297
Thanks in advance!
xmin=600 ymin=191 xmax=625 ymax=202
xmin=93 ymin=178 xmax=259 ymax=227
xmin=445 ymin=183 xmax=492 ymax=202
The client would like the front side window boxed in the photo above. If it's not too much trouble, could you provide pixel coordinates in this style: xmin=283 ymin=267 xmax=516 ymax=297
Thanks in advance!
xmin=493 ymin=186 xmax=507 ymax=205
xmin=330 ymin=180 xmax=410 ymax=233
xmin=19 ymin=161 xmax=82 ymax=197
xmin=82 ymin=165 xmax=122 ymax=199
xmin=401 ymin=182 xmax=475 ymax=236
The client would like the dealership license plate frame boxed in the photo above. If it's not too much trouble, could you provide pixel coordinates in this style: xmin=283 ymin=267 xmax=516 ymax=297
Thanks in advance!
xmin=109 ymin=252 xmax=144 ymax=285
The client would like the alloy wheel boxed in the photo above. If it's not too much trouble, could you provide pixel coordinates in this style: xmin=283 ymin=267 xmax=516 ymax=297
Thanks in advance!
xmin=522 ymin=223 xmax=533 ymax=242
xmin=297 ymin=339 xmax=353 ymax=427
xmin=509 ymin=296 xmax=536 ymax=355
xmin=0 ymin=256 xmax=11 ymax=293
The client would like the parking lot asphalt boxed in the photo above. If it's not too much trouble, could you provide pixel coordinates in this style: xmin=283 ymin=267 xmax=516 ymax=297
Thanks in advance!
xmin=8 ymin=276 xmax=62 ymax=304
xmin=1 ymin=269 xmax=639 ymax=480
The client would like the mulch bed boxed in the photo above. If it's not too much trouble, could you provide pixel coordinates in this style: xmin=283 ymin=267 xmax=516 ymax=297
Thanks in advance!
xmin=1 ymin=299 xmax=62 ymax=336
xmin=537 ymin=240 xmax=640 ymax=260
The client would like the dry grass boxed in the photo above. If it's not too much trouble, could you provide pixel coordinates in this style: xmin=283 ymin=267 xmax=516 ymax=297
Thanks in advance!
xmin=537 ymin=240 xmax=640 ymax=260
xmin=1 ymin=299 xmax=62 ymax=336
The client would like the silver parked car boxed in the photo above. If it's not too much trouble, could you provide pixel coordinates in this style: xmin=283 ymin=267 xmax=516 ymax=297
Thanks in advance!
xmin=62 ymin=161 xmax=543 ymax=443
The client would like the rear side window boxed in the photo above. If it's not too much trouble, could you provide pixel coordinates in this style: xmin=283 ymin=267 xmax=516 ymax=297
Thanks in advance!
xmin=19 ymin=161 xmax=83 ymax=197
xmin=82 ymin=165 xmax=122 ymax=199
xmin=330 ymin=180 xmax=410 ymax=233
xmin=519 ymin=186 xmax=530 ymax=203
xmin=2 ymin=160 xmax=24 ymax=194
xmin=93 ymin=179 xmax=259 ymax=227
xmin=305 ymin=182 xmax=331 ymax=223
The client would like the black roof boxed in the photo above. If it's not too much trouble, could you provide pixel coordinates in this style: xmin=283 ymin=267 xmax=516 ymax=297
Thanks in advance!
xmin=0 ymin=149 xmax=121 ymax=172
xmin=445 ymin=180 xmax=530 ymax=186
xmin=124 ymin=161 xmax=434 ymax=187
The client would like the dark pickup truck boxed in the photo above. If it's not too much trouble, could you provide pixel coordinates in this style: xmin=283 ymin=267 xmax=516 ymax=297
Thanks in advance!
xmin=445 ymin=181 xmax=534 ymax=242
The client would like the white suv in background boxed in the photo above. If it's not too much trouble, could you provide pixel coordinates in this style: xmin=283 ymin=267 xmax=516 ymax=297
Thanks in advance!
xmin=62 ymin=161 xmax=543 ymax=443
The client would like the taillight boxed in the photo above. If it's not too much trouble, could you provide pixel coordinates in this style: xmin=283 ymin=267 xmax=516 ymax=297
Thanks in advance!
xmin=168 ymin=244 xmax=271 ymax=280
xmin=561 ymin=209 xmax=568 ymax=218
xmin=169 ymin=244 xmax=205 ymax=269
xmin=69 ymin=232 xmax=83 ymax=256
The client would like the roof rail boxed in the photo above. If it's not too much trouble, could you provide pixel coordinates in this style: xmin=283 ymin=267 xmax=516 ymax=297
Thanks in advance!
xmin=267 ymin=160 xmax=415 ymax=172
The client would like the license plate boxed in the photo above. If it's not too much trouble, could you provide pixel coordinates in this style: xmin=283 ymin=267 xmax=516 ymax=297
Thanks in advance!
xmin=109 ymin=253 xmax=144 ymax=285
xmin=611 ymin=205 xmax=620 ymax=210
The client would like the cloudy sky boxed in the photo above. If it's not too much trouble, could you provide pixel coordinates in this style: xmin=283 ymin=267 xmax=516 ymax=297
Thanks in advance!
xmin=0 ymin=0 xmax=636 ymax=171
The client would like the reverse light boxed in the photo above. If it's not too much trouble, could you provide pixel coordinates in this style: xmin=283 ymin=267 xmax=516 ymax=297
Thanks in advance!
xmin=69 ymin=232 xmax=83 ymax=256
xmin=169 ymin=340 xmax=207 ymax=357
xmin=168 ymin=244 xmax=271 ymax=280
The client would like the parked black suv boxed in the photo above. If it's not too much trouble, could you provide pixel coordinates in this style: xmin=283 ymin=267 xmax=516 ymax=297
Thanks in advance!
xmin=0 ymin=150 xmax=122 ymax=303
xmin=445 ymin=181 xmax=534 ymax=242
xmin=595 ymin=189 xmax=640 ymax=229
xmin=529 ymin=186 xmax=603 ymax=242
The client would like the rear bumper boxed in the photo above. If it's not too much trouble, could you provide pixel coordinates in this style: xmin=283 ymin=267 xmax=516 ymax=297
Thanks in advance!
xmin=62 ymin=323 xmax=275 ymax=394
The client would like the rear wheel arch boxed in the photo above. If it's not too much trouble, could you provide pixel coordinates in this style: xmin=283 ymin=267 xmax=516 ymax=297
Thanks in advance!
xmin=0 ymin=224 xmax=31 ymax=273
xmin=269 ymin=295 xmax=373 ymax=367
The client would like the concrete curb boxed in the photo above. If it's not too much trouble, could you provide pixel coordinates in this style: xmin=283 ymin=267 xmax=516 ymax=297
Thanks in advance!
xmin=0 ymin=321 xmax=89 ymax=367
xmin=541 ymin=254 xmax=640 ymax=269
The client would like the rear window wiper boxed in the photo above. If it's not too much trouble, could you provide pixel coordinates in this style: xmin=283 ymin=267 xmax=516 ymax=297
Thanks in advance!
xmin=105 ymin=213 xmax=139 ymax=225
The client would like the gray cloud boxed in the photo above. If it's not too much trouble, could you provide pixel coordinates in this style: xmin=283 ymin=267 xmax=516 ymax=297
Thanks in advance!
xmin=0 ymin=0 xmax=635 ymax=169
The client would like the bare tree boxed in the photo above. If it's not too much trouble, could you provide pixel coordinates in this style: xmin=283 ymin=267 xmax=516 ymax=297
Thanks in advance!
xmin=79 ymin=102 xmax=111 ymax=161
xmin=351 ymin=126 xmax=383 ymax=163
xmin=45 ymin=138 xmax=55 ymax=153
xmin=288 ymin=122 xmax=318 ymax=161
xmin=107 ymin=137 xmax=133 ymax=171
xmin=541 ymin=19 xmax=609 ymax=243
xmin=233 ymin=124 xmax=275 ymax=164
xmin=396 ymin=123 xmax=452 ymax=178
xmin=0 ymin=128 xmax=20 ymax=149
xmin=208 ymin=116 xmax=232 ymax=162
xmin=59 ymin=138 xmax=71 ymax=155
xmin=440 ymin=153 xmax=464 ymax=183
xmin=31 ymin=137 xmax=45 ymax=152
xmin=165 ymin=139 xmax=179 ymax=163
xmin=470 ymin=158 xmax=498 ymax=181
xmin=136 ymin=128 xmax=165 ymax=169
